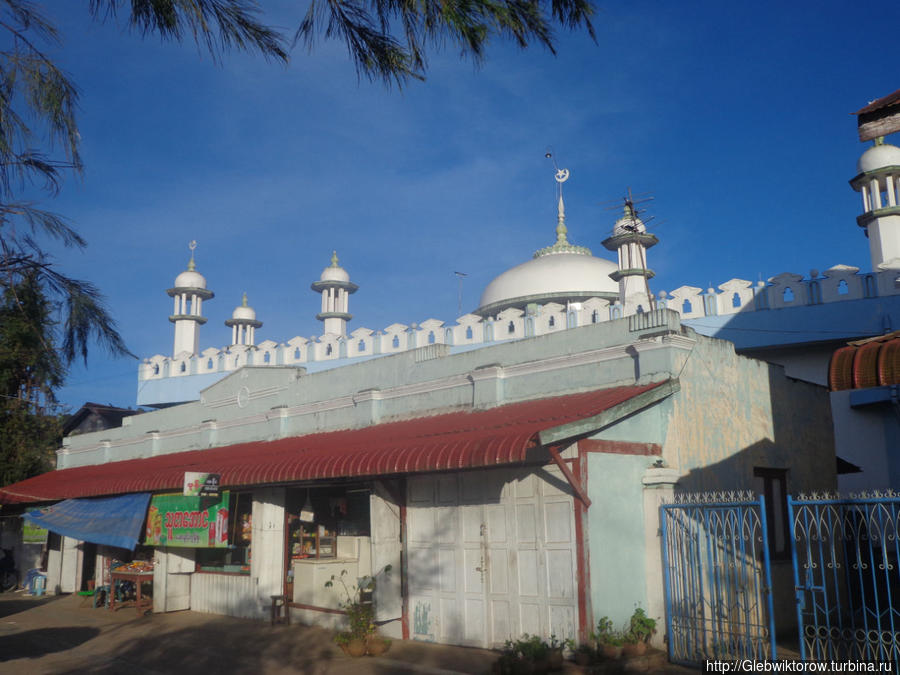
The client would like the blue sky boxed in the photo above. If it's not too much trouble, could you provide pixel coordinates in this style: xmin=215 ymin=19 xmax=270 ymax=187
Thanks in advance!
xmin=39 ymin=1 xmax=898 ymax=410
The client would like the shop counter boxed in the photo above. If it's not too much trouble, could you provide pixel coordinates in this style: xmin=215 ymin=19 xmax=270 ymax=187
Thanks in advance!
xmin=291 ymin=536 xmax=371 ymax=609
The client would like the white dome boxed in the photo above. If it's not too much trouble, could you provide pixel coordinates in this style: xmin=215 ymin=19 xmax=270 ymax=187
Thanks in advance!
xmin=858 ymin=143 xmax=900 ymax=174
xmin=478 ymin=253 xmax=618 ymax=312
xmin=320 ymin=265 xmax=350 ymax=283
xmin=174 ymin=269 xmax=207 ymax=289
xmin=232 ymin=304 xmax=256 ymax=321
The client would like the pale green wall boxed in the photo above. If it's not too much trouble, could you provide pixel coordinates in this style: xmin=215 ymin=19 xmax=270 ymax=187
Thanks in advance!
xmin=586 ymin=451 xmax=655 ymax=628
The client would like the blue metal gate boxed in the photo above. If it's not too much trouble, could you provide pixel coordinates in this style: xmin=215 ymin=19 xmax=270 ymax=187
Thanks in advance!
xmin=661 ymin=492 xmax=777 ymax=666
xmin=789 ymin=493 xmax=900 ymax=664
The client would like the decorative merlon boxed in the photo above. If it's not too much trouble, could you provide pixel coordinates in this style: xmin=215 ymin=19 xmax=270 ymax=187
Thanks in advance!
xmin=140 ymin=264 xmax=900 ymax=385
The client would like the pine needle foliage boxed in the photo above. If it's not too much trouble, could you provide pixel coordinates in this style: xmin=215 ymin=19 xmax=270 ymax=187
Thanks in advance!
xmin=296 ymin=0 xmax=596 ymax=86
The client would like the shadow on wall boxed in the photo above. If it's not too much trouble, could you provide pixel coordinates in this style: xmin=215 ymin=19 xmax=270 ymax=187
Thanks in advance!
xmin=668 ymin=365 xmax=837 ymax=642
xmin=676 ymin=360 xmax=836 ymax=495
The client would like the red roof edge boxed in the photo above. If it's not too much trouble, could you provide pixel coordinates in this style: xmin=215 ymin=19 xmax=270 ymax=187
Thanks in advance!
xmin=0 ymin=381 xmax=671 ymax=505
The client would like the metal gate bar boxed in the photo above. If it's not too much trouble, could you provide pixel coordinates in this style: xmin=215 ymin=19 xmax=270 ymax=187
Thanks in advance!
xmin=661 ymin=493 xmax=777 ymax=667
xmin=789 ymin=493 xmax=900 ymax=665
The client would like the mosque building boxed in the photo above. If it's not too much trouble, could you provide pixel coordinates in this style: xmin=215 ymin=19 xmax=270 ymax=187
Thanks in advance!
xmin=3 ymin=99 xmax=899 ymax=655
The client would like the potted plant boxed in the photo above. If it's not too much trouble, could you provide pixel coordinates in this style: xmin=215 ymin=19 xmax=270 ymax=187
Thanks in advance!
xmin=592 ymin=617 xmax=623 ymax=660
xmin=492 ymin=634 xmax=567 ymax=674
xmin=546 ymin=636 xmax=564 ymax=670
xmin=622 ymin=607 xmax=656 ymax=657
xmin=572 ymin=642 xmax=595 ymax=667
xmin=325 ymin=565 xmax=392 ymax=657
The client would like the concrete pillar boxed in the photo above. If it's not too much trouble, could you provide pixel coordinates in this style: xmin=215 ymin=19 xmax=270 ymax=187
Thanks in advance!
xmin=469 ymin=365 xmax=505 ymax=407
xmin=862 ymin=184 xmax=870 ymax=211
xmin=641 ymin=467 xmax=680 ymax=650
xmin=888 ymin=175 xmax=897 ymax=207
xmin=872 ymin=178 xmax=882 ymax=209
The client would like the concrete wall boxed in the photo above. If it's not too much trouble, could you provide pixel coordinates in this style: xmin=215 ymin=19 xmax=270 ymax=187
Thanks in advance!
xmin=663 ymin=336 xmax=836 ymax=495
xmin=832 ymin=389 xmax=900 ymax=492
xmin=585 ymin=452 xmax=654 ymax=628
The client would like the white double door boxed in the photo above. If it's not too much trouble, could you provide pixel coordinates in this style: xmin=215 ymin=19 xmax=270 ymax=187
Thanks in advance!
xmin=407 ymin=466 xmax=578 ymax=648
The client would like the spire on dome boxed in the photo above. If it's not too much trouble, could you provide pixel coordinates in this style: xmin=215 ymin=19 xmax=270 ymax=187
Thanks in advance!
xmin=555 ymin=193 xmax=569 ymax=245
xmin=187 ymin=240 xmax=197 ymax=271
xmin=241 ymin=292 xmax=248 ymax=307
xmin=533 ymin=161 xmax=591 ymax=258
xmin=330 ymin=250 xmax=339 ymax=267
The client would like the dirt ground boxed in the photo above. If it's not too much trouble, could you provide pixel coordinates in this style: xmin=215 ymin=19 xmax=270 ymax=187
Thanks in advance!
xmin=0 ymin=591 xmax=694 ymax=674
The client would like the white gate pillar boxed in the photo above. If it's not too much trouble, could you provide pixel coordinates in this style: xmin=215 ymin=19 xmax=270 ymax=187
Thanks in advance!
xmin=641 ymin=467 xmax=679 ymax=649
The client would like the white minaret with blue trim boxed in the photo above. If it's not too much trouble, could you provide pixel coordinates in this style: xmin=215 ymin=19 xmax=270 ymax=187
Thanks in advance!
xmin=167 ymin=241 xmax=214 ymax=356
xmin=851 ymin=137 xmax=900 ymax=270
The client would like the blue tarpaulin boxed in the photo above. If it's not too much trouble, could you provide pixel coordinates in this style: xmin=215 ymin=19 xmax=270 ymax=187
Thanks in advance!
xmin=22 ymin=493 xmax=151 ymax=550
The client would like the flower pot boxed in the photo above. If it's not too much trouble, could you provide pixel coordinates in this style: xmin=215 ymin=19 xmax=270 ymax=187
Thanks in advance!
xmin=601 ymin=644 xmax=622 ymax=660
xmin=622 ymin=641 xmax=647 ymax=658
xmin=366 ymin=635 xmax=391 ymax=657
xmin=347 ymin=638 xmax=367 ymax=657
xmin=546 ymin=648 xmax=564 ymax=670
xmin=574 ymin=650 xmax=592 ymax=666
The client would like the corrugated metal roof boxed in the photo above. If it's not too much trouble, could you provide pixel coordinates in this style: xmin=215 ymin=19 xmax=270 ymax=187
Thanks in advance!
xmin=854 ymin=89 xmax=900 ymax=116
xmin=0 ymin=382 xmax=665 ymax=504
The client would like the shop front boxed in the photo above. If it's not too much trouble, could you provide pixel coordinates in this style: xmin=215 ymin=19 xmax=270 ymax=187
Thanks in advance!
xmin=0 ymin=382 xmax=665 ymax=644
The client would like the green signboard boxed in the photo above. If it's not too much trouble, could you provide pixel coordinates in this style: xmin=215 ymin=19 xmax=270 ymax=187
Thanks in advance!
xmin=145 ymin=492 xmax=231 ymax=548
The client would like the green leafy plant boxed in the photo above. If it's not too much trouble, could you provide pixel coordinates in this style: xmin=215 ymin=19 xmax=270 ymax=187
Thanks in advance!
xmin=591 ymin=616 xmax=623 ymax=647
xmin=624 ymin=607 xmax=656 ymax=644
xmin=324 ymin=564 xmax=392 ymax=642
xmin=493 ymin=634 xmax=567 ymax=673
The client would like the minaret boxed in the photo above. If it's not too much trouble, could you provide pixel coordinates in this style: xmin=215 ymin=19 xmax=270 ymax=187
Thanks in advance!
xmin=311 ymin=251 xmax=358 ymax=336
xmin=225 ymin=293 xmax=262 ymax=346
xmin=601 ymin=199 xmax=658 ymax=308
xmin=167 ymin=241 xmax=214 ymax=356
xmin=850 ymin=136 xmax=900 ymax=269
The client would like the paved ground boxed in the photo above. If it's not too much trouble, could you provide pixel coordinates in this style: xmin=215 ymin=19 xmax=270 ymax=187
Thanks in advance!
xmin=0 ymin=591 xmax=695 ymax=674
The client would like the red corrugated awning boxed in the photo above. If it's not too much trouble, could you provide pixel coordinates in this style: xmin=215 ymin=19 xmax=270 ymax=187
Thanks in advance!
xmin=0 ymin=382 xmax=668 ymax=504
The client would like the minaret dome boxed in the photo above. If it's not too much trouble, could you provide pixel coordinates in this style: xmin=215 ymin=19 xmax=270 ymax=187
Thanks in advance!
xmin=225 ymin=293 xmax=262 ymax=346
xmin=310 ymin=251 xmax=358 ymax=336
